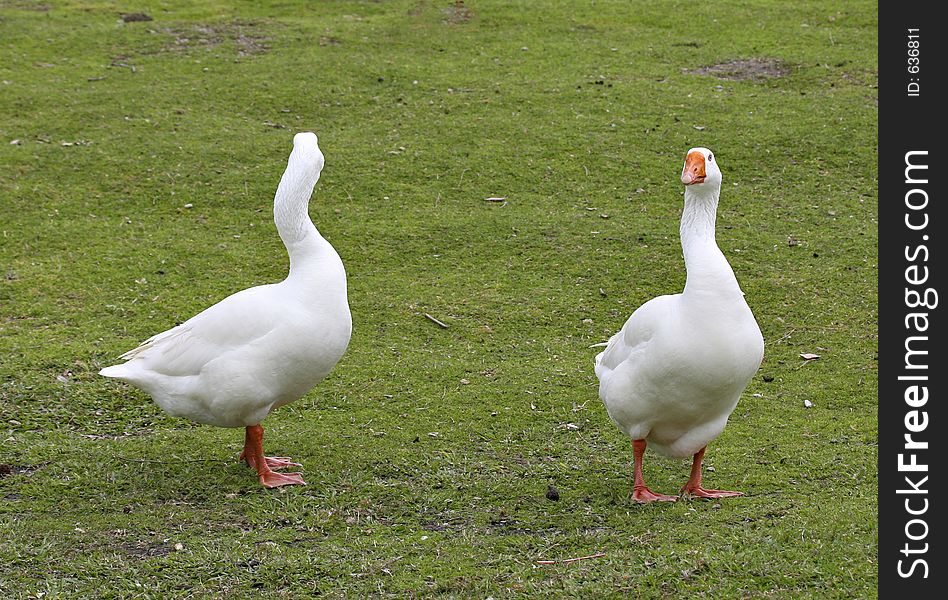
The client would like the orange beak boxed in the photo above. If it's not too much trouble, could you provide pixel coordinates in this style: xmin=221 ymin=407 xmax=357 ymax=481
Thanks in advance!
xmin=681 ymin=151 xmax=706 ymax=185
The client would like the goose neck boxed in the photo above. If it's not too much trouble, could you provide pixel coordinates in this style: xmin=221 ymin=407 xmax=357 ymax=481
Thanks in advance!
xmin=679 ymin=185 xmax=743 ymax=299
xmin=272 ymin=163 xmax=330 ymax=276
xmin=679 ymin=186 xmax=720 ymax=262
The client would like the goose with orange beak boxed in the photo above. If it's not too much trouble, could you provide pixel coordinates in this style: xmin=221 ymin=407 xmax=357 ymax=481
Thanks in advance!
xmin=595 ymin=147 xmax=764 ymax=503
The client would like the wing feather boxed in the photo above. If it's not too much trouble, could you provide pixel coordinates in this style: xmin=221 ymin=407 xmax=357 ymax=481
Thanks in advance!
xmin=114 ymin=284 xmax=282 ymax=377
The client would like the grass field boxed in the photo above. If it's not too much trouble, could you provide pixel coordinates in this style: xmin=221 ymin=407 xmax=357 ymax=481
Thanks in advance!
xmin=0 ymin=1 xmax=878 ymax=597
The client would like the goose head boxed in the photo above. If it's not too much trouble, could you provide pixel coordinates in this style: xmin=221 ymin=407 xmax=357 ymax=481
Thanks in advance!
xmin=290 ymin=131 xmax=325 ymax=176
xmin=680 ymin=147 xmax=722 ymax=190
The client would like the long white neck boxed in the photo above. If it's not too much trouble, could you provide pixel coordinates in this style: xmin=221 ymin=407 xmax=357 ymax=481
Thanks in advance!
xmin=272 ymin=156 xmax=336 ymax=281
xmin=680 ymin=185 xmax=741 ymax=298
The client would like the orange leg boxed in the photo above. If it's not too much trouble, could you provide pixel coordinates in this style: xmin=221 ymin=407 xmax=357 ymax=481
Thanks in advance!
xmin=632 ymin=439 xmax=677 ymax=503
xmin=239 ymin=424 xmax=305 ymax=488
xmin=679 ymin=446 xmax=743 ymax=499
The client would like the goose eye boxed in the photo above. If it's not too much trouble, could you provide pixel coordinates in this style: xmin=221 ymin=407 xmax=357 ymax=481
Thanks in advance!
xmin=708 ymin=154 xmax=713 ymax=161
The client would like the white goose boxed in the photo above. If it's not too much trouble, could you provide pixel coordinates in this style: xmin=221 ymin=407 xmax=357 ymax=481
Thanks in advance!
xmin=100 ymin=132 xmax=351 ymax=488
xmin=595 ymin=147 xmax=763 ymax=503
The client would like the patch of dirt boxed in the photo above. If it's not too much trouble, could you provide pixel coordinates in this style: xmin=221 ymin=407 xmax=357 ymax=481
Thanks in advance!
xmin=442 ymin=1 xmax=473 ymax=24
xmin=686 ymin=58 xmax=790 ymax=81
xmin=0 ymin=463 xmax=41 ymax=478
xmin=158 ymin=21 xmax=274 ymax=57
xmin=121 ymin=12 xmax=152 ymax=23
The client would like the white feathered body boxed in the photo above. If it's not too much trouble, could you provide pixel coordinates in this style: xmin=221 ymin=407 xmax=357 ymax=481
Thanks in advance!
xmin=101 ymin=261 xmax=350 ymax=427
xmin=100 ymin=132 xmax=351 ymax=428
xmin=595 ymin=284 xmax=762 ymax=457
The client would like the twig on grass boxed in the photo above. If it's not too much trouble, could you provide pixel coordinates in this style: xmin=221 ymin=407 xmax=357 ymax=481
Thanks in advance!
xmin=424 ymin=313 xmax=449 ymax=329
xmin=536 ymin=552 xmax=606 ymax=565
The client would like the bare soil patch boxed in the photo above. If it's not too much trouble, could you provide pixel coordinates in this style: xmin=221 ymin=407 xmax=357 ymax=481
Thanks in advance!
xmin=121 ymin=12 xmax=153 ymax=23
xmin=158 ymin=21 xmax=274 ymax=56
xmin=686 ymin=58 xmax=790 ymax=81
xmin=442 ymin=1 xmax=473 ymax=24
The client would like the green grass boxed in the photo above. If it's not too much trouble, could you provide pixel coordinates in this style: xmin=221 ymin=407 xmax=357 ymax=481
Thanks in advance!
xmin=1 ymin=1 xmax=877 ymax=597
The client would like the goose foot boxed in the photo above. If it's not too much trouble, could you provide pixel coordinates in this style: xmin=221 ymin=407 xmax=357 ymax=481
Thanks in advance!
xmin=633 ymin=486 xmax=678 ymax=503
xmin=679 ymin=487 xmax=743 ymax=499
xmin=262 ymin=456 xmax=303 ymax=469
xmin=240 ymin=453 xmax=302 ymax=471
xmin=240 ymin=424 xmax=305 ymax=488
xmin=259 ymin=469 xmax=306 ymax=488
xmin=679 ymin=446 xmax=742 ymax=500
